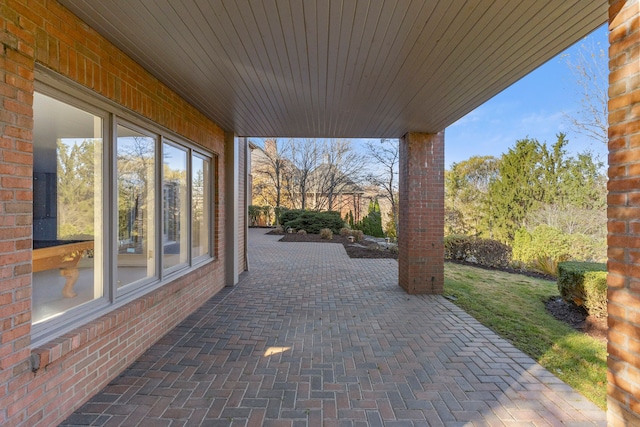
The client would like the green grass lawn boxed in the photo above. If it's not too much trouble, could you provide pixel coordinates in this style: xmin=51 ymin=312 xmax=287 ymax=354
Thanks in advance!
xmin=444 ymin=262 xmax=607 ymax=409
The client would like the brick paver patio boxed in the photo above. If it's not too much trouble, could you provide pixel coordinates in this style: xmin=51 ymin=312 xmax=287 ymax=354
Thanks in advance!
xmin=62 ymin=229 xmax=606 ymax=426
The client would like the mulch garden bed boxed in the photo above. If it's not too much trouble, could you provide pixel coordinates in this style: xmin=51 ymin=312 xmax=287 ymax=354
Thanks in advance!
xmin=544 ymin=296 xmax=607 ymax=342
xmin=270 ymin=230 xmax=398 ymax=259
xmin=264 ymin=227 xmax=607 ymax=342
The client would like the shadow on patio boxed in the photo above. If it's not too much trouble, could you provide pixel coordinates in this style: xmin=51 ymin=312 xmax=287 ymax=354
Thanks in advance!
xmin=62 ymin=228 xmax=605 ymax=426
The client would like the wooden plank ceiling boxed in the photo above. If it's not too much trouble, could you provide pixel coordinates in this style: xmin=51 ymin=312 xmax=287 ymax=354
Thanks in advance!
xmin=59 ymin=0 xmax=608 ymax=138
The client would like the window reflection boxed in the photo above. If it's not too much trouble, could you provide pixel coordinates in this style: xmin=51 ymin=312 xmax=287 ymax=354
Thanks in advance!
xmin=192 ymin=156 xmax=210 ymax=258
xmin=32 ymin=93 xmax=103 ymax=324
xmin=163 ymin=143 xmax=188 ymax=269
xmin=117 ymin=125 xmax=156 ymax=288
xmin=32 ymin=87 xmax=215 ymax=332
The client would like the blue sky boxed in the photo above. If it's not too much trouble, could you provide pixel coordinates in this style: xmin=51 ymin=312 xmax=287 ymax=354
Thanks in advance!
xmin=444 ymin=24 xmax=608 ymax=168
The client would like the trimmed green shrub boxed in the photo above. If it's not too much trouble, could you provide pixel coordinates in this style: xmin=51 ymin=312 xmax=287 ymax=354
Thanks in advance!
xmin=444 ymin=235 xmax=512 ymax=268
xmin=444 ymin=235 xmax=473 ymax=260
xmin=473 ymin=239 xmax=512 ymax=268
xmin=283 ymin=210 xmax=345 ymax=234
xmin=558 ymin=261 xmax=607 ymax=318
xmin=513 ymin=226 xmax=570 ymax=264
xmin=279 ymin=209 xmax=305 ymax=225
xmin=513 ymin=225 xmax=606 ymax=265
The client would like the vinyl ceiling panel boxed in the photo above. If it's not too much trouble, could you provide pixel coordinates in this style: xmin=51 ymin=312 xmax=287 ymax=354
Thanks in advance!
xmin=58 ymin=0 xmax=608 ymax=138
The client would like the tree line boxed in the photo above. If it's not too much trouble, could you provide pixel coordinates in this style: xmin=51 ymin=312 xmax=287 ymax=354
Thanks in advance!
xmin=252 ymin=131 xmax=606 ymax=262
xmin=251 ymin=138 xmax=399 ymax=235
xmin=251 ymin=138 xmax=365 ymax=212
xmin=445 ymin=133 xmax=606 ymax=262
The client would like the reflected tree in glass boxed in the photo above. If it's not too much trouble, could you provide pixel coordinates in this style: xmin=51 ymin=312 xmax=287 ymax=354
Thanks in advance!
xmin=117 ymin=127 xmax=156 ymax=287
xmin=163 ymin=143 xmax=188 ymax=269
xmin=192 ymin=156 xmax=210 ymax=258
xmin=57 ymin=139 xmax=98 ymax=239
xmin=32 ymin=91 xmax=104 ymax=324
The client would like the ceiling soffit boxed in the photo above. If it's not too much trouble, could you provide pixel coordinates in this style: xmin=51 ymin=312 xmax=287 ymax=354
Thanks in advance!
xmin=58 ymin=0 xmax=608 ymax=138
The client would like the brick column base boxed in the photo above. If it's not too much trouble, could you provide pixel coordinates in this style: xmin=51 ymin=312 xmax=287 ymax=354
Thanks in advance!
xmin=398 ymin=132 xmax=445 ymax=294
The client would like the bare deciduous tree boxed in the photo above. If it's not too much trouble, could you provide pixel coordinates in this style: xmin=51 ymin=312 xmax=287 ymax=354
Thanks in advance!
xmin=289 ymin=138 xmax=319 ymax=210
xmin=365 ymin=138 xmax=399 ymax=235
xmin=563 ymin=39 xmax=608 ymax=144
xmin=251 ymin=138 xmax=293 ymax=213
xmin=526 ymin=203 xmax=606 ymax=237
xmin=309 ymin=139 xmax=366 ymax=213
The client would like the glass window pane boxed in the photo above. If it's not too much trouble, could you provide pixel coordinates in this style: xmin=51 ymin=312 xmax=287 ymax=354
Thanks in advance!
xmin=117 ymin=125 xmax=156 ymax=288
xmin=192 ymin=156 xmax=210 ymax=258
xmin=32 ymin=92 xmax=103 ymax=324
xmin=163 ymin=143 xmax=188 ymax=269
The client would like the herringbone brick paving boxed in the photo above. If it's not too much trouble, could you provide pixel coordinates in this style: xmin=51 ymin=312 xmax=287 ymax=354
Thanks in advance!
xmin=61 ymin=229 xmax=606 ymax=426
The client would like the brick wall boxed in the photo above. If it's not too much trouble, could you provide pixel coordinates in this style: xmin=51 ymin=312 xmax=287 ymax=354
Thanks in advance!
xmin=607 ymin=0 xmax=640 ymax=425
xmin=0 ymin=1 xmax=229 ymax=425
xmin=398 ymin=132 xmax=445 ymax=294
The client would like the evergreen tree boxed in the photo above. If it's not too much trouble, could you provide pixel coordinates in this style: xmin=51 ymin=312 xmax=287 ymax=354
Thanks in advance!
xmin=354 ymin=198 xmax=384 ymax=237
xmin=445 ymin=155 xmax=499 ymax=236
xmin=348 ymin=210 xmax=355 ymax=228
xmin=371 ymin=199 xmax=384 ymax=237
xmin=487 ymin=138 xmax=544 ymax=241
xmin=486 ymin=133 xmax=606 ymax=242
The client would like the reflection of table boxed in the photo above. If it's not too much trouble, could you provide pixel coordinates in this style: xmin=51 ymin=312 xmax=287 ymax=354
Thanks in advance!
xmin=33 ymin=241 xmax=94 ymax=298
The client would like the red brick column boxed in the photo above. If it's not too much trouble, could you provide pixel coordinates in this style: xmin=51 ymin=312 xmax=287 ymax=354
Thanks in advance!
xmin=607 ymin=0 xmax=640 ymax=425
xmin=398 ymin=132 xmax=445 ymax=294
